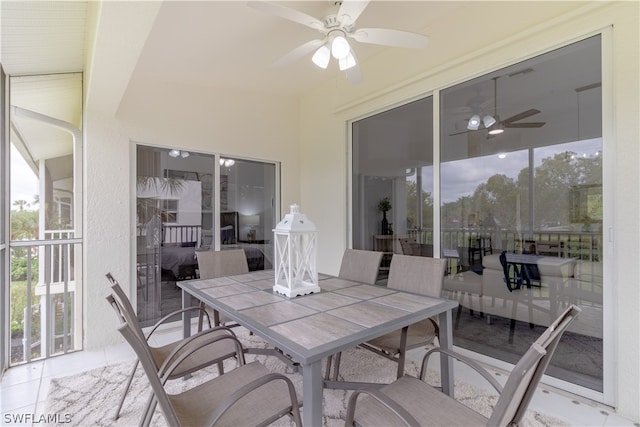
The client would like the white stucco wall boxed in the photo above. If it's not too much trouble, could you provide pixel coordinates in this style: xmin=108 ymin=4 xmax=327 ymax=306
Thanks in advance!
xmin=298 ymin=1 xmax=638 ymax=421
xmin=84 ymin=88 xmax=300 ymax=350
xmin=80 ymin=0 xmax=638 ymax=421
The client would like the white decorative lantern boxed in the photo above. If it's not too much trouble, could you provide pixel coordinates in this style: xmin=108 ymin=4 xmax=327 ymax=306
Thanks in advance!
xmin=273 ymin=204 xmax=320 ymax=297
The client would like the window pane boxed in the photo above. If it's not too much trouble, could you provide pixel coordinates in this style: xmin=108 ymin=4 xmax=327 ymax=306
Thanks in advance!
xmin=219 ymin=157 xmax=276 ymax=271
xmin=136 ymin=146 xmax=215 ymax=326
xmin=352 ymin=97 xmax=434 ymax=277
xmin=440 ymin=36 xmax=602 ymax=390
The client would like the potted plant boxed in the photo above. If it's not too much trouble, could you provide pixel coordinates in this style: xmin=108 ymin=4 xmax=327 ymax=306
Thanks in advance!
xmin=378 ymin=197 xmax=392 ymax=235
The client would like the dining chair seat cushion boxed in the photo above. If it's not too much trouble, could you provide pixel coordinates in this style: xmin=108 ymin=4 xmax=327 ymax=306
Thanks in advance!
xmin=170 ymin=361 xmax=301 ymax=426
xmin=365 ymin=319 xmax=437 ymax=354
xmin=352 ymin=375 xmax=487 ymax=426
xmin=152 ymin=329 xmax=238 ymax=377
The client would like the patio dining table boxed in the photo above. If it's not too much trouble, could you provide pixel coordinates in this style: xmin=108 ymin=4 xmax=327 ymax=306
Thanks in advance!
xmin=179 ymin=270 xmax=458 ymax=427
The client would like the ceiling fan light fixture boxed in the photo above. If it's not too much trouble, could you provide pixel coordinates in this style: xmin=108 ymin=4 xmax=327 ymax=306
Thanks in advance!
xmin=483 ymin=114 xmax=496 ymax=128
xmin=311 ymin=45 xmax=330 ymax=69
xmin=488 ymin=123 xmax=504 ymax=135
xmin=338 ymin=52 xmax=357 ymax=71
xmin=331 ymin=35 xmax=350 ymax=59
xmin=467 ymin=114 xmax=481 ymax=130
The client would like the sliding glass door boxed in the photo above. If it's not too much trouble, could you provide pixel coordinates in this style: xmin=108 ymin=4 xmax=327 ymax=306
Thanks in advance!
xmin=135 ymin=146 xmax=278 ymax=326
xmin=440 ymin=35 xmax=602 ymax=391
xmin=352 ymin=35 xmax=603 ymax=392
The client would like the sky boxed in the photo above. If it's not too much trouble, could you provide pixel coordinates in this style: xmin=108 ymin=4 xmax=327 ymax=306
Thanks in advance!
xmin=10 ymin=144 xmax=39 ymax=209
xmin=428 ymin=138 xmax=602 ymax=203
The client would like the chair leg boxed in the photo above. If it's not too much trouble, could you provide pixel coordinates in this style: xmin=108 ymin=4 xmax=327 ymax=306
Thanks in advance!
xmin=509 ymin=318 xmax=516 ymax=344
xmin=396 ymin=326 xmax=409 ymax=379
xmin=332 ymin=352 xmax=342 ymax=381
xmin=197 ymin=301 xmax=205 ymax=332
xmin=325 ymin=355 xmax=333 ymax=381
xmin=114 ymin=359 xmax=140 ymax=420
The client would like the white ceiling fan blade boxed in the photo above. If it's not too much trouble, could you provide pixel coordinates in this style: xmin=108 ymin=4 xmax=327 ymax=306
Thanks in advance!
xmin=351 ymin=28 xmax=429 ymax=49
xmin=337 ymin=0 xmax=370 ymax=27
xmin=247 ymin=1 xmax=324 ymax=31
xmin=272 ymin=39 xmax=324 ymax=68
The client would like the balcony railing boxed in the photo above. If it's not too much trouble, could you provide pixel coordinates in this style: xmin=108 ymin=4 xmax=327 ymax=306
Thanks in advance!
xmin=406 ymin=227 xmax=601 ymax=262
xmin=10 ymin=233 xmax=82 ymax=365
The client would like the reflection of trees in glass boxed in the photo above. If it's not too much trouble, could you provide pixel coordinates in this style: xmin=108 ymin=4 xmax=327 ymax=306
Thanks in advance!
xmin=405 ymin=181 xmax=433 ymax=229
xmin=442 ymin=150 xmax=602 ymax=230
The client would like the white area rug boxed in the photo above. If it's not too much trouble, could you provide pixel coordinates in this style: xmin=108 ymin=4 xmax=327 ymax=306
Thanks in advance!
xmin=45 ymin=330 xmax=566 ymax=426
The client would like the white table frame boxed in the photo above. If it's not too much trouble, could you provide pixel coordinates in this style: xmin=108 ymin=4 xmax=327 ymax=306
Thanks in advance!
xmin=179 ymin=271 xmax=458 ymax=427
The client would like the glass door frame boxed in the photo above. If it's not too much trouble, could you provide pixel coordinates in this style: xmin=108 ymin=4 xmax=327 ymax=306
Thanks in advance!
xmin=130 ymin=144 xmax=281 ymax=319
xmin=346 ymin=30 xmax=614 ymax=404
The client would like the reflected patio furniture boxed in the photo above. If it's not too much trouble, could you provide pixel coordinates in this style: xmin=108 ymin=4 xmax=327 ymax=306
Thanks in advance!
xmin=104 ymin=273 xmax=238 ymax=422
xmin=399 ymin=237 xmax=433 ymax=257
xmin=468 ymin=234 xmax=492 ymax=266
xmin=345 ymin=305 xmax=581 ymax=427
xmin=107 ymin=289 xmax=302 ymax=427
xmin=331 ymin=255 xmax=447 ymax=380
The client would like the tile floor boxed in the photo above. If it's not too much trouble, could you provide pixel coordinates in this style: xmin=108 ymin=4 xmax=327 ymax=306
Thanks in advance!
xmin=1 ymin=325 xmax=637 ymax=427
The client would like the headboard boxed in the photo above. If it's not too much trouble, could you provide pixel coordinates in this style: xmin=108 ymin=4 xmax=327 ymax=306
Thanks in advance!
xmin=220 ymin=211 xmax=238 ymax=244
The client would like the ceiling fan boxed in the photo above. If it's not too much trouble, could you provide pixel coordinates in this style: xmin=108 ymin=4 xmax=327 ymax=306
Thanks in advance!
xmin=450 ymin=77 xmax=545 ymax=137
xmin=247 ymin=0 xmax=429 ymax=83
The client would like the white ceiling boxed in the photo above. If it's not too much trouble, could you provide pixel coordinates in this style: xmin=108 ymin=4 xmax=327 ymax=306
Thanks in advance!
xmin=1 ymin=0 xmax=598 ymax=167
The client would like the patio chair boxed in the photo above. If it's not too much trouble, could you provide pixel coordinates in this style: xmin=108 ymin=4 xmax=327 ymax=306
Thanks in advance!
xmin=338 ymin=248 xmax=384 ymax=285
xmin=325 ymin=249 xmax=384 ymax=378
xmin=109 ymin=293 xmax=302 ymax=427
xmin=345 ymin=304 xmax=581 ymax=427
xmin=195 ymin=249 xmax=249 ymax=327
xmin=329 ymin=255 xmax=447 ymax=381
xmin=105 ymin=273 xmax=238 ymax=421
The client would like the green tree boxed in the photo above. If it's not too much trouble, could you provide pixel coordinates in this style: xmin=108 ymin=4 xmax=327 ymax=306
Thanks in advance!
xmin=10 ymin=209 xmax=39 ymax=241
xmin=13 ymin=199 xmax=28 ymax=211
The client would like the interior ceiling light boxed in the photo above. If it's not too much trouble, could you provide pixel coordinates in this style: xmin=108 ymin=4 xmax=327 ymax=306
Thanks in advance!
xmin=220 ymin=158 xmax=235 ymax=167
xmin=467 ymin=114 xmax=481 ymax=130
xmin=168 ymin=149 xmax=189 ymax=158
xmin=311 ymin=45 xmax=330 ymax=69
xmin=482 ymin=115 xmax=496 ymax=128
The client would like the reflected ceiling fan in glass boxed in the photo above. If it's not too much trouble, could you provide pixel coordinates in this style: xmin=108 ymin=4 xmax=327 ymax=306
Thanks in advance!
xmin=451 ymin=76 xmax=546 ymax=137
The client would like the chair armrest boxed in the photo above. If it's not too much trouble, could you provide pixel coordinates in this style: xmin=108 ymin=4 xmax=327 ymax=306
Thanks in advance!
xmin=158 ymin=331 xmax=244 ymax=382
xmin=421 ymin=348 xmax=503 ymax=394
xmin=145 ymin=306 xmax=212 ymax=339
xmin=207 ymin=372 xmax=302 ymax=426
xmin=345 ymin=388 xmax=420 ymax=427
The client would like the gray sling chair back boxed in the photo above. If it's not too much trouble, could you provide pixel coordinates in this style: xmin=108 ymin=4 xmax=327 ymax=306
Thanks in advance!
xmin=107 ymin=291 xmax=302 ymax=427
xmin=325 ymin=249 xmax=384 ymax=379
xmin=345 ymin=304 xmax=581 ymax=427
xmin=328 ymin=254 xmax=447 ymax=381
xmin=195 ymin=249 xmax=249 ymax=328
xmin=105 ymin=273 xmax=238 ymax=421
xmin=338 ymin=249 xmax=384 ymax=285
